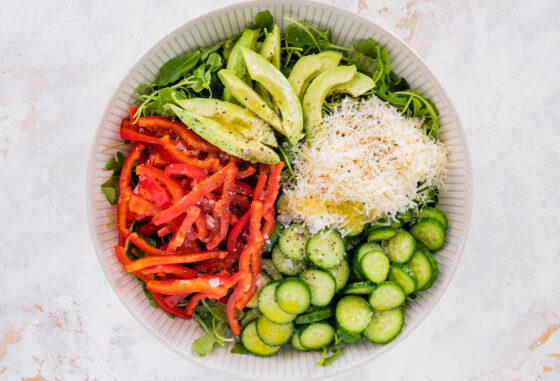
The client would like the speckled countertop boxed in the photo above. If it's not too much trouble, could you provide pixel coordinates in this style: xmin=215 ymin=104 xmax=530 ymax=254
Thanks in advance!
xmin=1 ymin=0 xmax=559 ymax=380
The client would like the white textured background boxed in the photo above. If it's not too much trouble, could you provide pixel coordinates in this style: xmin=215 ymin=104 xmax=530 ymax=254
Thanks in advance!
xmin=1 ymin=0 xmax=559 ymax=380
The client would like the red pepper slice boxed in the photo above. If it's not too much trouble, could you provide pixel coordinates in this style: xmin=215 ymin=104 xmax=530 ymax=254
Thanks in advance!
xmin=138 ymin=222 xmax=159 ymax=237
xmin=232 ymin=194 xmax=251 ymax=211
xmin=194 ymin=213 xmax=208 ymax=242
xmin=236 ymin=164 xmax=256 ymax=179
xmin=139 ymin=264 xmax=198 ymax=279
xmin=166 ymin=206 xmax=201 ymax=254
xmin=136 ymin=165 xmax=185 ymax=202
xmin=128 ymin=232 xmax=163 ymax=256
xmin=114 ymin=245 xmax=131 ymax=266
xmin=124 ymin=251 xmax=227 ymax=272
xmin=234 ymin=181 xmax=253 ymax=196
xmin=165 ymin=163 xmax=209 ymax=181
xmin=262 ymin=162 xmax=283 ymax=214
xmin=139 ymin=174 xmax=172 ymax=209
xmin=206 ymin=163 xmax=238 ymax=250
xmin=152 ymin=162 xmax=236 ymax=226
xmin=227 ymin=211 xmax=250 ymax=255
xmin=150 ymin=291 xmax=191 ymax=319
xmin=146 ymin=277 xmax=227 ymax=296
xmin=129 ymin=106 xmax=140 ymax=122
xmin=136 ymin=116 xmax=219 ymax=153
xmin=117 ymin=143 xmax=145 ymax=239
xmin=128 ymin=194 xmax=160 ymax=217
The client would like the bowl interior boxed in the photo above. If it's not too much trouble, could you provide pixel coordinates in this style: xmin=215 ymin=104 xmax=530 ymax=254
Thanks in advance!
xmin=86 ymin=1 xmax=472 ymax=379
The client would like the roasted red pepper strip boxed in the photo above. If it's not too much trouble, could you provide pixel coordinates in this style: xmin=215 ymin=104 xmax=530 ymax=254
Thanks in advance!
xmin=150 ymin=291 xmax=191 ymax=319
xmin=136 ymin=165 xmax=184 ymax=202
xmin=206 ymin=163 xmax=238 ymax=250
xmin=129 ymin=106 xmax=140 ymax=122
xmin=117 ymin=143 xmax=145 ymax=239
xmin=146 ymin=277 xmax=228 ymax=296
xmin=194 ymin=251 xmax=240 ymax=273
xmin=165 ymin=163 xmax=209 ymax=181
xmin=184 ymin=293 xmax=216 ymax=317
xmin=166 ymin=206 xmax=201 ymax=254
xmin=137 ymin=116 xmax=219 ymax=153
xmin=262 ymin=162 xmax=283 ymax=213
xmin=227 ymin=211 xmax=250 ymax=255
xmin=139 ymin=264 xmax=198 ymax=279
xmin=236 ymin=164 xmax=256 ymax=179
xmin=194 ymin=213 xmax=208 ymax=242
xmin=128 ymin=194 xmax=160 ymax=217
xmin=124 ymin=251 xmax=227 ymax=272
xmin=234 ymin=181 xmax=253 ymax=196
xmin=227 ymin=201 xmax=263 ymax=335
xmin=139 ymin=174 xmax=172 ymax=209
xmin=128 ymin=233 xmax=162 ymax=256
xmin=114 ymin=246 xmax=152 ymax=283
xmin=152 ymin=162 xmax=236 ymax=226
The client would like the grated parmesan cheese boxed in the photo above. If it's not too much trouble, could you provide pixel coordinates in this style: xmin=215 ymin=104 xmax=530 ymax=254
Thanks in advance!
xmin=279 ymin=96 xmax=448 ymax=234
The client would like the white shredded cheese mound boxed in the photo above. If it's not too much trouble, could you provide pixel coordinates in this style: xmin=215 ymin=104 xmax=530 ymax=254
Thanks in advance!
xmin=280 ymin=96 xmax=448 ymax=234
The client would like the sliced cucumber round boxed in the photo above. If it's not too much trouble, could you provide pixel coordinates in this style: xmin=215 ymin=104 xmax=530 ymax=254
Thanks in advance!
xmin=246 ymin=272 xmax=271 ymax=309
xmin=417 ymin=207 xmax=448 ymax=230
xmin=291 ymin=328 xmax=308 ymax=351
xmin=420 ymin=245 xmax=439 ymax=290
xmin=366 ymin=226 xmax=397 ymax=241
xmin=343 ymin=281 xmax=376 ymax=295
xmin=369 ymin=281 xmax=405 ymax=310
xmin=241 ymin=321 xmax=281 ymax=356
xmin=405 ymin=250 xmax=433 ymax=291
xmin=258 ymin=282 xmax=297 ymax=324
xmin=295 ymin=306 xmax=332 ymax=325
xmin=298 ymin=322 xmax=335 ymax=350
xmin=363 ymin=308 xmax=404 ymax=344
xmin=388 ymin=264 xmax=418 ymax=295
xmin=262 ymin=258 xmax=283 ymax=280
xmin=385 ymin=230 xmax=416 ymax=263
xmin=299 ymin=269 xmax=337 ymax=307
xmin=360 ymin=250 xmax=390 ymax=283
xmin=410 ymin=218 xmax=446 ymax=251
xmin=351 ymin=242 xmax=384 ymax=280
xmin=275 ymin=277 xmax=311 ymax=314
xmin=326 ymin=258 xmax=350 ymax=292
xmin=256 ymin=315 xmax=294 ymax=346
xmin=272 ymin=245 xmax=306 ymax=276
xmin=306 ymin=229 xmax=345 ymax=269
xmin=278 ymin=222 xmax=310 ymax=261
xmin=335 ymin=295 xmax=373 ymax=334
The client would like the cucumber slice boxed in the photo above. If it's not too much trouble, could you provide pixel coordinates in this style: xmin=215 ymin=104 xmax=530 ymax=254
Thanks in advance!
xmin=291 ymin=328 xmax=308 ymax=351
xmin=246 ymin=272 xmax=271 ymax=309
xmin=388 ymin=264 xmax=418 ymax=295
xmin=405 ymin=250 xmax=433 ymax=291
xmin=335 ymin=295 xmax=373 ymax=334
xmin=241 ymin=321 xmax=280 ymax=356
xmin=363 ymin=308 xmax=404 ymax=344
xmin=343 ymin=281 xmax=376 ymax=295
xmin=275 ymin=277 xmax=311 ymax=314
xmin=385 ymin=230 xmax=416 ymax=263
xmin=278 ymin=223 xmax=310 ymax=261
xmin=366 ymin=226 xmax=397 ymax=241
xmin=396 ymin=209 xmax=414 ymax=224
xmin=258 ymin=282 xmax=297 ymax=324
xmin=351 ymin=242 xmax=383 ymax=281
xmin=298 ymin=322 xmax=335 ymax=350
xmin=326 ymin=258 xmax=350 ymax=292
xmin=256 ymin=315 xmax=294 ymax=346
xmin=295 ymin=306 xmax=332 ymax=324
xmin=306 ymin=229 xmax=345 ymax=269
xmin=271 ymin=246 xmax=306 ymax=276
xmin=336 ymin=326 xmax=362 ymax=343
xmin=299 ymin=269 xmax=337 ymax=306
xmin=417 ymin=207 xmax=448 ymax=230
xmin=262 ymin=258 xmax=283 ymax=280
xmin=420 ymin=246 xmax=439 ymax=290
xmin=369 ymin=281 xmax=405 ymax=310
xmin=410 ymin=218 xmax=446 ymax=251
xmin=360 ymin=250 xmax=390 ymax=283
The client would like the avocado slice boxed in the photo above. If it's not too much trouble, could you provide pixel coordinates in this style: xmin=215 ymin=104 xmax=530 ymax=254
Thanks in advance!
xmin=218 ymin=69 xmax=284 ymax=135
xmin=288 ymin=51 xmax=342 ymax=100
xmin=330 ymin=72 xmax=375 ymax=97
xmin=173 ymin=97 xmax=278 ymax=147
xmin=260 ymin=25 xmax=281 ymax=69
xmin=167 ymin=104 xmax=280 ymax=164
xmin=241 ymin=47 xmax=303 ymax=144
xmin=223 ymin=29 xmax=259 ymax=103
xmin=302 ymin=65 xmax=357 ymax=143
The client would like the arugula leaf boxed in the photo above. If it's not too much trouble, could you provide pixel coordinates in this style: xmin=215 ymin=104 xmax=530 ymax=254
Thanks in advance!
xmin=231 ymin=341 xmax=250 ymax=355
xmin=201 ymin=299 xmax=228 ymax=322
xmin=143 ymin=87 xmax=176 ymax=117
xmin=193 ymin=329 xmax=222 ymax=356
xmin=249 ymin=10 xmax=274 ymax=29
xmin=105 ymin=151 xmax=125 ymax=175
xmin=354 ymin=38 xmax=380 ymax=58
xmin=206 ymin=52 xmax=223 ymax=72
xmin=192 ymin=303 xmax=233 ymax=356
xmin=200 ymin=42 xmax=224 ymax=60
xmin=156 ymin=50 xmax=201 ymax=87
xmin=101 ymin=176 xmax=119 ymax=206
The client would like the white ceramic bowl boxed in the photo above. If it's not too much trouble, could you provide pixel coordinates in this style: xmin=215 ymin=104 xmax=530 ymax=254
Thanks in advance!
xmin=86 ymin=1 xmax=473 ymax=379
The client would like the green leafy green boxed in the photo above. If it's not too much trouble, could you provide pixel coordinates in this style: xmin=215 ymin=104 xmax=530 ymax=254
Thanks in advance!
xmin=200 ymin=42 xmax=224 ymax=60
xmin=105 ymin=151 xmax=125 ymax=174
xmin=231 ymin=341 xmax=251 ymax=355
xmin=192 ymin=301 xmax=233 ymax=356
xmin=156 ymin=50 xmax=201 ymax=87
xmin=249 ymin=10 xmax=274 ymax=30
xmin=101 ymin=176 xmax=119 ymax=205
xmin=318 ymin=334 xmax=342 ymax=367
